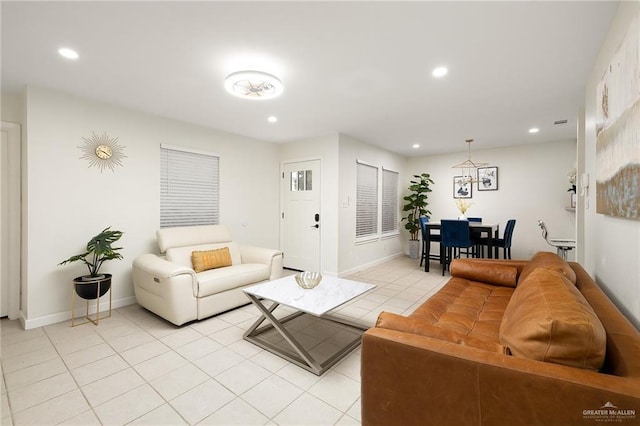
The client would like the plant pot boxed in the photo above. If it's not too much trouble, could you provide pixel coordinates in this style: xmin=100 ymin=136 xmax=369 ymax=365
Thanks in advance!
xmin=73 ymin=274 xmax=112 ymax=300
xmin=408 ymin=240 xmax=420 ymax=259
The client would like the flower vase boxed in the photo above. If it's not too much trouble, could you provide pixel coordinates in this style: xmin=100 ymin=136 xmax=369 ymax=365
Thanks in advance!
xmin=458 ymin=213 xmax=467 ymax=220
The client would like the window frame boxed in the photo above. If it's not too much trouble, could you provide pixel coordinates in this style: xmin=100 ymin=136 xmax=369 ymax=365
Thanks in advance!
xmin=355 ymin=160 xmax=400 ymax=243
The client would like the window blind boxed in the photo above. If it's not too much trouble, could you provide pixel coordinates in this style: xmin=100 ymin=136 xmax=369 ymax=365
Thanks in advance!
xmin=356 ymin=161 xmax=378 ymax=238
xmin=160 ymin=146 xmax=219 ymax=228
xmin=382 ymin=168 xmax=399 ymax=234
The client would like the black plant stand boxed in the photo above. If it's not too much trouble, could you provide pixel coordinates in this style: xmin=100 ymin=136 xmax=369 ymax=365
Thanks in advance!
xmin=71 ymin=274 xmax=112 ymax=326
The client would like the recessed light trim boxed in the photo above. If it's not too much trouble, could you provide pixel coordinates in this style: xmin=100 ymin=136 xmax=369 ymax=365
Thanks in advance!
xmin=412 ymin=143 xmax=420 ymax=149
xmin=224 ymin=70 xmax=283 ymax=100
xmin=529 ymin=127 xmax=540 ymax=134
xmin=267 ymin=116 xmax=278 ymax=123
xmin=58 ymin=47 xmax=79 ymax=60
xmin=432 ymin=66 xmax=448 ymax=78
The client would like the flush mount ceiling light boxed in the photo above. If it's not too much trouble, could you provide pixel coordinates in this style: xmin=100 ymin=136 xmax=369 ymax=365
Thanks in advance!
xmin=432 ymin=66 xmax=448 ymax=78
xmin=224 ymin=70 xmax=283 ymax=100
xmin=452 ymin=139 xmax=489 ymax=184
xmin=58 ymin=47 xmax=79 ymax=60
xmin=267 ymin=116 xmax=278 ymax=123
xmin=529 ymin=127 xmax=540 ymax=133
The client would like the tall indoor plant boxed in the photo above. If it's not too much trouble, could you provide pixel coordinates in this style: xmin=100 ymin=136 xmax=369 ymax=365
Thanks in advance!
xmin=402 ymin=173 xmax=434 ymax=259
xmin=59 ymin=226 xmax=124 ymax=299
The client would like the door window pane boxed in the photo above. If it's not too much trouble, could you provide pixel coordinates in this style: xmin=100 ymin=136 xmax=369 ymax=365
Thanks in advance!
xmin=290 ymin=170 xmax=313 ymax=191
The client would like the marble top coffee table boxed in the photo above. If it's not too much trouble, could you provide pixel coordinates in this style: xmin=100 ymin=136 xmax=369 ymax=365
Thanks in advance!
xmin=243 ymin=274 xmax=375 ymax=375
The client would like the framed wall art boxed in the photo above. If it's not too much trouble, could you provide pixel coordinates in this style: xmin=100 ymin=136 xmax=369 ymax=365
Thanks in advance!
xmin=453 ymin=176 xmax=472 ymax=199
xmin=595 ymin=14 xmax=639 ymax=220
xmin=477 ymin=166 xmax=498 ymax=191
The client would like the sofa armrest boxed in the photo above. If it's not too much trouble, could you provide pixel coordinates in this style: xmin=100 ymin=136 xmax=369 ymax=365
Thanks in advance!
xmin=239 ymin=245 xmax=283 ymax=280
xmin=361 ymin=327 xmax=640 ymax=426
xmin=132 ymin=254 xmax=200 ymax=325
xmin=133 ymin=254 xmax=197 ymax=281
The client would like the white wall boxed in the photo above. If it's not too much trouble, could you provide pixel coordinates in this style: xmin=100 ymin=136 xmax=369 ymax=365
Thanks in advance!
xmin=338 ymin=134 xmax=407 ymax=274
xmin=22 ymin=86 xmax=281 ymax=328
xmin=408 ymin=140 xmax=577 ymax=261
xmin=583 ymin=2 xmax=640 ymax=328
xmin=279 ymin=134 xmax=340 ymax=275
xmin=1 ymin=92 xmax=24 ymax=124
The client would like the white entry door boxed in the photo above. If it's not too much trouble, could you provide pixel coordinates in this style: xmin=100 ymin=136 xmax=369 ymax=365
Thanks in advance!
xmin=0 ymin=130 xmax=5 ymax=317
xmin=281 ymin=160 xmax=321 ymax=272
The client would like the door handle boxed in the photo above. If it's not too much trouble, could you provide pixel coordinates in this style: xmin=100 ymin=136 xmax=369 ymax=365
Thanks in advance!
xmin=310 ymin=224 xmax=319 ymax=229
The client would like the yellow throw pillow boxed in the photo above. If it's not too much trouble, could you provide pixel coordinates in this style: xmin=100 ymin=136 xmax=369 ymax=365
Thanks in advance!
xmin=192 ymin=247 xmax=232 ymax=272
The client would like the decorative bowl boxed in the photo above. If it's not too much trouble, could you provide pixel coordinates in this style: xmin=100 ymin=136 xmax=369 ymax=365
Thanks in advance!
xmin=295 ymin=272 xmax=322 ymax=289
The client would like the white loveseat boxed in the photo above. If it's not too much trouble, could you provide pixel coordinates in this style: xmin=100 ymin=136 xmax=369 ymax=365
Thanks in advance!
xmin=132 ymin=225 xmax=283 ymax=326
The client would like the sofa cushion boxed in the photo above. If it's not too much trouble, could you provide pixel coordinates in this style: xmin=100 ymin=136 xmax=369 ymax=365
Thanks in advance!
xmin=166 ymin=242 xmax=242 ymax=269
xmin=518 ymin=251 xmax=576 ymax=285
xmin=500 ymin=268 xmax=606 ymax=370
xmin=197 ymin=263 xmax=270 ymax=297
xmin=410 ymin=277 xmax=514 ymax=343
xmin=450 ymin=259 xmax=518 ymax=288
xmin=192 ymin=247 xmax=232 ymax=272
xmin=376 ymin=312 xmax=507 ymax=353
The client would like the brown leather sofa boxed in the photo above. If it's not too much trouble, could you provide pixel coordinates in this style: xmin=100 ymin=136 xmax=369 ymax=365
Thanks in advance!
xmin=361 ymin=252 xmax=640 ymax=426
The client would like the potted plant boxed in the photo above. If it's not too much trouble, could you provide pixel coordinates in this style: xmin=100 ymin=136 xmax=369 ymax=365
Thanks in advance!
xmin=59 ymin=227 xmax=124 ymax=300
xmin=402 ymin=173 xmax=434 ymax=259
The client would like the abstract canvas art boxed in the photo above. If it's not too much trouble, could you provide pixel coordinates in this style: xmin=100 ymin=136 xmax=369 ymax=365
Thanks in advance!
xmin=595 ymin=13 xmax=640 ymax=220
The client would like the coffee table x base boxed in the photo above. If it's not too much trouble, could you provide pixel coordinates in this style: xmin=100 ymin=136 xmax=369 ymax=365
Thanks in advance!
xmin=243 ymin=293 xmax=367 ymax=376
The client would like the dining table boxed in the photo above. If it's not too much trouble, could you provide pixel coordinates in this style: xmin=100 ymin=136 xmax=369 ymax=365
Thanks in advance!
xmin=423 ymin=221 xmax=500 ymax=272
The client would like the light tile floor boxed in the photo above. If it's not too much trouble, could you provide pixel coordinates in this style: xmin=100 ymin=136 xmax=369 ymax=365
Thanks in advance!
xmin=1 ymin=256 xmax=448 ymax=425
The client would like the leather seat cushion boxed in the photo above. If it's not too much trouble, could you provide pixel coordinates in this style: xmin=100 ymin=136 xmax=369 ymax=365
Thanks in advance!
xmin=500 ymin=268 xmax=606 ymax=370
xmin=376 ymin=312 xmax=507 ymax=353
xmin=518 ymin=251 xmax=576 ymax=285
xmin=410 ymin=277 xmax=514 ymax=344
xmin=197 ymin=263 xmax=270 ymax=297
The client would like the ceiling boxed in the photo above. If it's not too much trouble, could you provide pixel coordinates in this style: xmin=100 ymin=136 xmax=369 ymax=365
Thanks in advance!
xmin=1 ymin=1 xmax=618 ymax=156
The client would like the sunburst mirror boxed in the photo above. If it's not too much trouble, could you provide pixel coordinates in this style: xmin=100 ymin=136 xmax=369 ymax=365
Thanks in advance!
xmin=79 ymin=131 xmax=126 ymax=172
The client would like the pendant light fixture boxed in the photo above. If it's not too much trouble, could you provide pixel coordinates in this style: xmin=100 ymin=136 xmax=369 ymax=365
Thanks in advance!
xmin=452 ymin=139 xmax=488 ymax=183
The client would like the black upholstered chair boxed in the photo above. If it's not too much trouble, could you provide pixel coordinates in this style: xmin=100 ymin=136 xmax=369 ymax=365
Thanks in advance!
xmin=440 ymin=220 xmax=475 ymax=275
xmin=419 ymin=216 xmax=441 ymax=270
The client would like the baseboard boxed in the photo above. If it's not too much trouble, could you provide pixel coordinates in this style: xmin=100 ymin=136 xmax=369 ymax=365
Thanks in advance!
xmin=338 ymin=252 xmax=404 ymax=277
xmin=22 ymin=296 xmax=138 ymax=330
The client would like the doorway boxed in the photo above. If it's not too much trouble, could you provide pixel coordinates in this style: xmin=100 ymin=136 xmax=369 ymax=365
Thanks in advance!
xmin=1 ymin=121 xmax=21 ymax=319
xmin=281 ymin=159 xmax=321 ymax=272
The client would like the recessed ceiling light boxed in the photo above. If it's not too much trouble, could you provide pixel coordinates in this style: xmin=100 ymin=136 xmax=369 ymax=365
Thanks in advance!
xmin=267 ymin=116 xmax=278 ymax=123
xmin=58 ymin=47 xmax=79 ymax=60
xmin=412 ymin=143 xmax=420 ymax=149
xmin=432 ymin=66 xmax=448 ymax=78
xmin=224 ymin=70 xmax=283 ymax=100
xmin=529 ymin=127 xmax=540 ymax=133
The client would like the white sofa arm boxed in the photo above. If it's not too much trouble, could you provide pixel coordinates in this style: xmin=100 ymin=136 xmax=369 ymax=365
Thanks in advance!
xmin=240 ymin=245 xmax=284 ymax=280
xmin=132 ymin=254 xmax=199 ymax=326
xmin=134 ymin=254 xmax=197 ymax=281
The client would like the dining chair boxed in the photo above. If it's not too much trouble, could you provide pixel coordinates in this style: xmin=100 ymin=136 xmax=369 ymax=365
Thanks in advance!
xmin=467 ymin=217 xmax=484 ymax=256
xmin=419 ymin=216 xmax=441 ymax=270
xmin=537 ymin=220 xmax=576 ymax=260
xmin=440 ymin=220 xmax=476 ymax=275
xmin=491 ymin=219 xmax=516 ymax=259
